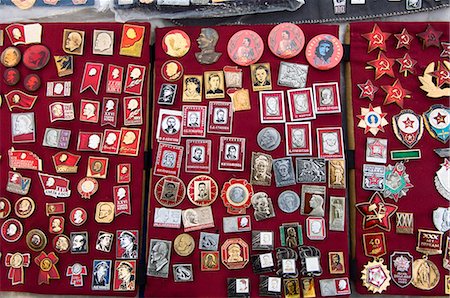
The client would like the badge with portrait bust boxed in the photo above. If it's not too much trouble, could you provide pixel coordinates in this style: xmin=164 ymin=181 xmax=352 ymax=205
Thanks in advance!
xmin=173 ymin=264 xmax=194 ymax=282
xmin=162 ymin=29 xmax=191 ymax=58
xmin=53 ymin=234 xmax=71 ymax=254
xmin=221 ymin=178 xmax=253 ymax=215
xmin=305 ymin=34 xmax=343 ymax=70
xmin=221 ymin=238 xmax=249 ymax=270
xmin=250 ymin=152 xmax=273 ymax=186
xmin=70 ymin=207 xmax=87 ymax=226
xmin=1 ymin=46 xmax=21 ymax=68
xmin=3 ymin=68 xmax=20 ymax=86
xmin=268 ymin=22 xmax=305 ymax=59
xmin=77 ymin=177 xmax=98 ymax=199
xmin=187 ymin=175 xmax=218 ymax=207
xmin=174 ymin=233 xmax=195 ymax=257
xmin=195 ymin=28 xmax=222 ymax=65
xmin=1 ymin=218 xmax=23 ymax=242
xmin=278 ymin=190 xmax=300 ymax=214
xmin=154 ymin=176 xmax=186 ymax=208
xmin=0 ymin=197 xmax=12 ymax=219
xmin=26 ymin=229 xmax=47 ymax=252
xmin=23 ymin=45 xmax=50 ymax=70
xmin=227 ymin=30 xmax=264 ymax=67
xmin=257 ymin=127 xmax=281 ymax=151
xmin=93 ymin=30 xmax=114 ymax=56
xmin=95 ymin=202 xmax=115 ymax=224
xmin=14 ymin=196 xmax=35 ymax=219
xmin=251 ymin=192 xmax=276 ymax=222
xmin=161 ymin=60 xmax=184 ymax=82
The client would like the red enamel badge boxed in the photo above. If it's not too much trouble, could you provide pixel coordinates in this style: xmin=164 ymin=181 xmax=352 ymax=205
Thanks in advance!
xmin=362 ymin=24 xmax=391 ymax=53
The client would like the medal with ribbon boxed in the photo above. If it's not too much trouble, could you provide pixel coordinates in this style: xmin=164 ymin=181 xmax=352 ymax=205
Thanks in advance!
xmin=5 ymin=252 xmax=30 ymax=285
xmin=34 ymin=251 xmax=60 ymax=285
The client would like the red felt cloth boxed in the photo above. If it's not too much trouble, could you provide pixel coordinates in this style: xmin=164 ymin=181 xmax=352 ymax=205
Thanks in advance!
xmin=349 ymin=22 xmax=449 ymax=296
xmin=147 ymin=24 xmax=349 ymax=297
xmin=0 ymin=22 xmax=150 ymax=295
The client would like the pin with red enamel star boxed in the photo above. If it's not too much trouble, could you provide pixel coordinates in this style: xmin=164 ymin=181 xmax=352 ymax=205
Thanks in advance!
xmin=396 ymin=53 xmax=417 ymax=77
xmin=394 ymin=28 xmax=414 ymax=49
xmin=356 ymin=192 xmax=398 ymax=231
xmin=416 ymin=24 xmax=443 ymax=49
xmin=441 ymin=42 xmax=450 ymax=58
xmin=362 ymin=24 xmax=391 ymax=53
xmin=392 ymin=109 xmax=424 ymax=149
xmin=366 ymin=52 xmax=395 ymax=80
xmin=357 ymin=80 xmax=379 ymax=101
xmin=381 ymin=79 xmax=411 ymax=108
xmin=357 ymin=104 xmax=389 ymax=136
xmin=419 ymin=61 xmax=450 ymax=98
xmin=429 ymin=61 xmax=450 ymax=88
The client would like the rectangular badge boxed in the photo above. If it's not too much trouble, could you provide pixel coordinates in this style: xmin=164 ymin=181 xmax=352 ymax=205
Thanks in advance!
xmin=87 ymin=156 xmax=109 ymax=179
xmin=287 ymin=88 xmax=316 ymax=121
xmin=156 ymin=109 xmax=183 ymax=144
xmin=80 ymin=99 xmax=100 ymax=123
xmin=296 ymin=158 xmax=326 ymax=183
xmin=363 ymin=164 xmax=385 ymax=191
xmin=46 ymin=81 xmax=71 ymax=97
xmin=416 ymin=229 xmax=443 ymax=255
xmin=154 ymin=143 xmax=183 ymax=177
xmin=46 ymin=202 xmax=65 ymax=216
xmin=317 ymin=127 xmax=344 ymax=159
xmin=363 ymin=232 xmax=387 ymax=258
xmin=218 ymin=137 xmax=245 ymax=171
xmin=123 ymin=96 xmax=143 ymax=126
xmin=113 ymin=185 xmax=131 ymax=216
xmin=204 ymin=70 xmax=225 ymax=99
xmin=43 ymin=128 xmax=71 ymax=149
xmin=77 ymin=131 xmax=103 ymax=152
xmin=106 ymin=65 xmax=124 ymax=94
xmin=113 ymin=260 xmax=136 ymax=291
xmin=207 ymin=101 xmax=233 ymax=134
xmin=92 ymin=260 xmax=112 ymax=291
xmin=301 ymin=185 xmax=326 ymax=217
xmin=6 ymin=171 xmax=31 ymax=195
xmin=147 ymin=239 xmax=171 ymax=278
xmin=185 ymin=139 xmax=212 ymax=174
xmin=313 ymin=82 xmax=341 ymax=114
xmin=124 ymin=64 xmax=146 ymax=95
xmin=182 ymin=206 xmax=214 ymax=232
xmin=153 ymin=207 xmax=182 ymax=229
xmin=329 ymin=196 xmax=345 ymax=232
xmin=181 ymin=105 xmax=207 ymax=137
xmin=259 ymin=91 xmax=286 ymax=123
xmin=80 ymin=62 xmax=103 ymax=94
xmin=157 ymin=84 xmax=177 ymax=105
xmin=223 ymin=215 xmax=252 ymax=233
xmin=319 ymin=278 xmax=351 ymax=296
xmin=101 ymin=97 xmax=119 ymax=127
xmin=11 ymin=112 xmax=35 ymax=143
xmin=119 ymin=128 xmax=141 ymax=156
xmin=366 ymin=138 xmax=388 ymax=163
xmin=49 ymin=102 xmax=75 ymax=122
xmin=119 ymin=24 xmax=145 ymax=58
xmin=117 ymin=164 xmax=131 ymax=184
xmin=328 ymin=159 xmax=346 ymax=189
xmin=285 ymin=122 xmax=312 ymax=156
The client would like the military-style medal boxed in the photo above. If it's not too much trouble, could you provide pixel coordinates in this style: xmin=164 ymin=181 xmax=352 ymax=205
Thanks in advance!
xmin=435 ymin=158 xmax=450 ymax=200
xmin=357 ymin=104 xmax=388 ymax=136
xmin=392 ymin=110 xmax=423 ymax=148
xmin=423 ymin=104 xmax=450 ymax=143
xmin=366 ymin=52 xmax=395 ymax=80
xmin=381 ymin=79 xmax=411 ymax=108
xmin=390 ymin=251 xmax=413 ymax=288
xmin=361 ymin=232 xmax=391 ymax=293
xmin=356 ymin=192 xmax=398 ymax=231
xmin=383 ymin=162 xmax=413 ymax=202
xmin=362 ymin=24 xmax=391 ymax=53
xmin=419 ymin=61 xmax=450 ymax=99
xmin=357 ymin=79 xmax=378 ymax=101
xmin=416 ymin=24 xmax=442 ymax=48
xmin=394 ymin=28 xmax=414 ymax=49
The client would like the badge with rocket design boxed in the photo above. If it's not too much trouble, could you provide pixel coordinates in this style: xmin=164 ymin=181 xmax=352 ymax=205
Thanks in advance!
xmin=423 ymin=104 xmax=450 ymax=143
xmin=392 ymin=110 xmax=423 ymax=148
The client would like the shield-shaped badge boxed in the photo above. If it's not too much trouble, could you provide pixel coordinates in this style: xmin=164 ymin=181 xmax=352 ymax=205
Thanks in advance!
xmin=423 ymin=104 xmax=450 ymax=143
xmin=392 ymin=109 xmax=423 ymax=148
xmin=390 ymin=251 xmax=413 ymax=288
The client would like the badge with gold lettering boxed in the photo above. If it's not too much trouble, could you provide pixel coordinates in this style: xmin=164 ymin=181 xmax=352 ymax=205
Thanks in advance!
xmin=390 ymin=251 xmax=413 ymax=288
xmin=38 ymin=173 xmax=71 ymax=198
xmin=101 ymin=97 xmax=119 ymax=127
xmin=52 ymin=151 xmax=81 ymax=174
xmin=124 ymin=64 xmax=146 ymax=95
xmin=49 ymin=102 xmax=75 ymax=122
xmin=106 ymin=65 xmax=124 ymax=94
xmin=113 ymin=185 xmax=131 ymax=216
xmin=8 ymin=148 xmax=42 ymax=171
xmin=356 ymin=192 xmax=398 ymax=231
xmin=396 ymin=212 xmax=413 ymax=234
xmin=363 ymin=232 xmax=386 ymax=259
xmin=5 ymin=252 xmax=30 ymax=285
xmin=416 ymin=229 xmax=443 ymax=255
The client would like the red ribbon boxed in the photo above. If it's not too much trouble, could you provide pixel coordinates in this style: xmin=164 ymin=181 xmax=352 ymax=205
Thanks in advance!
xmin=34 ymin=252 xmax=60 ymax=285
xmin=5 ymin=253 xmax=30 ymax=285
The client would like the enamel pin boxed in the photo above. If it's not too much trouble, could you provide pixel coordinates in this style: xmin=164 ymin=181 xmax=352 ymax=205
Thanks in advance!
xmin=396 ymin=212 xmax=414 ymax=234
xmin=52 ymin=151 xmax=81 ymax=174
xmin=362 ymin=24 xmax=391 ymax=53
xmin=120 ymin=24 xmax=145 ymax=58
xmin=1 ymin=218 xmax=23 ymax=242
xmin=381 ymin=79 xmax=411 ymax=108
xmin=6 ymin=24 xmax=42 ymax=45
xmin=366 ymin=52 xmax=395 ymax=80
xmin=396 ymin=53 xmax=417 ymax=77
xmin=390 ymin=251 xmax=413 ymax=288
xmin=412 ymin=229 xmax=442 ymax=290
xmin=356 ymin=192 xmax=398 ymax=231
xmin=419 ymin=61 xmax=450 ymax=98
xmin=357 ymin=80 xmax=378 ymax=101
xmin=66 ymin=263 xmax=87 ymax=287
xmin=394 ymin=28 xmax=414 ymax=49
xmin=77 ymin=177 xmax=98 ymax=199
xmin=435 ymin=158 xmax=450 ymax=200
xmin=416 ymin=24 xmax=442 ymax=48
xmin=441 ymin=42 xmax=450 ymax=58
xmin=38 ymin=173 xmax=71 ymax=198
xmin=383 ymin=162 xmax=413 ymax=202
xmin=221 ymin=178 xmax=253 ymax=215
xmin=423 ymin=104 xmax=450 ymax=143
xmin=433 ymin=207 xmax=450 ymax=232
xmin=7 ymin=171 xmax=31 ymax=195
xmin=357 ymin=104 xmax=388 ymax=136
xmin=26 ymin=229 xmax=47 ymax=252
xmin=35 ymin=251 xmax=60 ymax=285
xmin=5 ymin=252 xmax=30 ymax=285
xmin=8 ymin=148 xmax=42 ymax=171
xmin=54 ymin=55 xmax=73 ymax=77
xmin=5 ymin=90 xmax=37 ymax=111
xmin=392 ymin=109 xmax=423 ymax=148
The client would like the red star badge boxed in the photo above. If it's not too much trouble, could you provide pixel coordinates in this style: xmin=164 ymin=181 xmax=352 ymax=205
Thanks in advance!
xmin=416 ymin=24 xmax=443 ymax=48
xmin=434 ymin=111 xmax=447 ymax=124
xmin=368 ymin=174 xmax=382 ymax=186
xmin=367 ymin=52 xmax=395 ymax=80
xmin=356 ymin=192 xmax=398 ymax=231
xmin=394 ymin=28 xmax=414 ymax=49
xmin=396 ymin=53 xmax=417 ymax=77
xmin=441 ymin=42 xmax=450 ymax=58
xmin=381 ymin=79 xmax=411 ymax=108
xmin=429 ymin=62 xmax=450 ymax=87
xmin=357 ymin=79 xmax=379 ymax=101
xmin=362 ymin=24 xmax=391 ymax=53
xmin=368 ymin=139 xmax=385 ymax=157
xmin=402 ymin=117 xmax=414 ymax=128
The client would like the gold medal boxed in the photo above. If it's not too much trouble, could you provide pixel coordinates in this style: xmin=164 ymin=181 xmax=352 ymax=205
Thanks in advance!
xmin=360 ymin=258 xmax=391 ymax=293
xmin=173 ymin=233 xmax=195 ymax=257
xmin=411 ymin=257 xmax=440 ymax=290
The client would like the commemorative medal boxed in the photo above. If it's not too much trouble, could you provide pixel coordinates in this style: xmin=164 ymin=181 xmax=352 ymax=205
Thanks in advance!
xmin=187 ymin=175 xmax=218 ymax=207
xmin=5 ymin=252 xmax=30 ymax=285
xmin=381 ymin=79 xmax=411 ymax=108
xmin=435 ymin=158 xmax=450 ymax=200
xmin=162 ymin=29 xmax=190 ymax=58
xmin=0 ymin=197 xmax=12 ymax=219
xmin=362 ymin=164 xmax=385 ymax=191
xmin=423 ymin=104 xmax=450 ymax=143
xmin=8 ymin=148 xmax=42 ymax=171
xmin=394 ymin=28 xmax=414 ymax=49
xmin=1 ymin=47 xmax=21 ymax=67
xmin=268 ymin=23 xmax=305 ymax=59
xmin=26 ymin=229 xmax=47 ymax=252
xmin=383 ymin=162 xmax=413 ymax=202
xmin=38 ymin=173 xmax=71 ymax=198
xmin=7 ymin=171 xmax=31 ymax=195
xmin=416 ymin=24 xmax=442 ymax=48
xmin=396 ymin=212 xmax=414 ymax=234
xmin=154 ymin=176 xmax=186 ymax=207
xmin=356 ymin=192 xmax=398 ymax=231
xmin=366 ymin=52 xmax=395 ymax=80
xmin=433 ymin=207 xmax=450 ymax=232
xmin=362 ymin=24 xmax=391 ymax=53
xmin=66 ymin=263 xmax=87 ymax=287
xmin=221 ymin=178 xmax=253 ymax=215
xmin=390 ymin=251 xmax=413 ymax=288
xmin=416 ymin=229 xmax=443 ymax=256
xmin=392 ymin=110 xmax=423 ymax=148
xmin=357 ymin=79 xmax=378 ymax=101
xmin=357 ymin=104 xmax=388 ymax=136
xmin=361 ymin=232 xmax=391 ymax=293
xmin=35 ymin=252 xmax=60 ymax=285
xmin=419 ymin=61 xmax=450 ymax=98
xmin=174 ymin=233 xmax=195 ymax=257
xmin=227 ymin=30 xmax=264 ymax=66
xmin=1 ymin=218 xmax=23 ymax=242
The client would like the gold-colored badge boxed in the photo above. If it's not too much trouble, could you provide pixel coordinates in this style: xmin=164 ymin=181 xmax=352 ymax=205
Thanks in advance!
xmin=411 ymin=257 xmax=440 ymax=290
xmin=173 ymin=233 xmax=195 ymax=257
xmin=95 ymin=202 xmax=115 ymax=223
xmin=361 ymin=259 xmax=391 ymax=293
xmin=228 ymin=88 xmax=251 ymax=111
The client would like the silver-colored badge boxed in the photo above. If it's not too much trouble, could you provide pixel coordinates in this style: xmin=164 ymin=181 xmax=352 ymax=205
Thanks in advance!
xmin=435 ymin=159 xmax=450 ymax=200
xmin=257 ymin=127 xmax=281 ymax=151
xmin=329 ymin=196 xmax=345 ymax=232
xmin=273 ymin=157 xmax=296 ymax=187
xmin=277 ymin=62 xmax=308 ymax=88
xmin=363 ymin=164 xmax=385 ymax=191
xmin=296 ymin=158 xmax=326 ymax=183
xmin=433 ymin=207 xmax=450 ymax=233
xmin=147 ymin=239 xmax=172 ymax=278
xmin=278 ymin=190 xmax=300 ymax=213
xmin=251 ymin=192 xmax=276 ymax=221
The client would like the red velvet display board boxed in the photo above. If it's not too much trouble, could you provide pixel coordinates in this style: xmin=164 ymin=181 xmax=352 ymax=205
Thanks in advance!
xmin=348 ymin=22 xmax=449 ymax=295
xmin=0 ymin=22 xmax=150 ymax=295
xmin=147 ymin=24 xmax=350 ymax=297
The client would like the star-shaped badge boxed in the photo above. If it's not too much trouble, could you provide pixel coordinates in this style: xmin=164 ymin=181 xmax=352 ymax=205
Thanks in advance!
xmin=357 ymin=104 xmax=389 ymax=136
xmin=356 ymin=192 xmax=398 ymax=231
xmin=358 ymin=79 xmax=379 ymax=101
xmin=396 ymin=53 xmax=417 ymax=77
xmin=383 ymin=162 xmax=413 ymax=202
xmin=441 ymin=42 xmax=450 ymax=58
xmin=362 ymin=24 xmax=391 ymax=53
xmin=367 ymin=52 xmax=395 ymax=80
xmin=381 ymin=79 xmax=411 ymax=108
xmin=394 ymin=28 xmax=414 ymax=49
xmin=416 ymin=24 xmax=443 ymax=48
xmin=429 ymin=62 xmax=450 ymax=88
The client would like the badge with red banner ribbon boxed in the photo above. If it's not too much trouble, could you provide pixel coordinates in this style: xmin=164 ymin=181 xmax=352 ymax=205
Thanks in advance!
xmin=8 ymin=148 xmax=42 ymax=171
xmin=363 ymin=232 xmax=387 ymax=258
xmin=38 ymin=173 xmax=71 ymax=198
xmin=35 ymin=252 xmax=60 ymax=285
xmin=113 ymin=185 xmax=131 ymax=215
xmin=6 ymin=23 xmax=42 ymax=45
xmin=5 ymin=90 xmax=38 ymax=110
xmin=5 ymin=252 xmax=30 ymax=285
xmin=80 ymin=62 xmax=103 ymax=94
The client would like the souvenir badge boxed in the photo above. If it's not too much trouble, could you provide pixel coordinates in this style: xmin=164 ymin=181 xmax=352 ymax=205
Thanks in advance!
xmin=396 ymin=53 xmax=417 ymax=77
xmin=80 ymin=99 xmax=100 ymax=123
xmin=433 ymin=207 xmax=450 ymax=232
xmin=284 ymin=278 xmax=301 ymax=298
xmin=392 ymin=110 xmax=423 ymax=148
xmin=295 ymin=158 xmax=325 ymax=184
xmin=80 ymin=62 xmax=103 ymax=94
xmin=260 ymin=276 xmax=282 ymax=296
xmin=319 ymin=277 xmax=351 ymax=296
xmin=363 ymin=232 xmax=386 ymax=259
xmin=199 ymin=232 xmax=220 ymax=251
xmin=182 ymin=75 xmax=203 ymax=102
xmin=6 ymin=23 xmax=41 ymax=45
xmin=390 ymin=251 xmax=413 ymax=288
xmin=181 ymin=206 xmax=215 ymax=232
xmin=221 ymin=238 xmax=249 ymax=270
xmin=250 ymin=152 xmax=273 ymax=186
xmin=441 ymin=42 xmax=450 ymax=58
xmin=95 ymin=202 xmax=115 ymax=223
xmin=5 ymin=252 xmax=30 ymax=285
xmin=182 ymin=105 xmax=207 ymax=137
xmin=124 ymin=64 xmax=146 ymax=95
xmin=14 ymin=196 xmax=35 ymax=218
xmin=52 ymin=151 xmax=80 ymax=174
xmin=70 ymin=207 xmax=87 ymax=226
xmin=227 ymin=88 xmax=251 ymax=111
xmin=77 ymin=131 xmax=104 ymax=151
xmin=1 ymin=218 xmax=23 ymax=242
xmin=300 ymin=185 xmax=326 ymax=217
xmin=268 ymin=22 xmax=305 ymax=59
xmin=423 ymin=104 xmax=450 ymax=142
xmin=157 ymin=84 xmax=177 ymax=105
xmin=257 ymin=127 xmax=281 ymax=151
xmin=155 ymin=176 xmax=186 ymax=208
xmin=117 ymin=164 xmax=131 ymax=184
xmin=187 ymin=175 xmax=218 ymax=207
xmin=173 ymin=233 xmax=195 ymax=257
xmin=93 ymin=30 xmax=114 ymax=55
xmin=162 ymin=29 xmax=190 ymax=58
xmin=361 ymin=258 xmax=391 ymax=293
xmin=185 ymin=139 xmax=212 ymax=174
xmin=298 ymin=245 xmax=322 ymax=276
xmin=42 ymin=128 xmax=71 ymax=149
xmin=54 ymin=55 xmax=73 ymax=77
xmin=92 ymin=260 xmax=112 ymax=290
xmin=259 ymin=91 xmax=285 ymax=122
xmin=250 ymin=63 xmax=272 ymax=92
xmin=411 ymin=257 xmax=440 ymax=290
xmin=356 ymin=192 xmax=398 ymax=231
xmin=1 ymin=47 xmax=21 ymax=67
xmin=100 ymin=129 xmax=121 ymax=154
xmin=317 ymin=127 xmax=344 ymax=158
xmin=4 ymin=68 xmax=20 ymax=86
xmin=362 ymin=24 xmax=391 ymax=53
xmin=45 ymin=202 xmax=65 ymax=216
xmin=7 ymin=171 xmax=31 ymax=195
xmin=406 ymin=0 xmax=422 ymax=9
xmin=277 ymin=62 xmax=308 ymax=88
xmin=299 ymin=277 xmax=315 ymax=298
xmin=366 ymin=52 xmax=395 ymax=80
xmin=221 ymin=178 xmax=253 ymax=215
xmin=252 ymin=231 xmax=274 ymax=251
xmin=273 ymin=157 xmax=296 ymax=187
xmin=357 ymin=104 xmax=388 ymax=136
xmin=223 ymin=65 xmax=242 ymax=88
xmin=23 ymin=45 xmax=50 ymax=70
xmin=119 ymin=24 xmax=145 ymax=57
xmin=207 ymin=101 xmax=233 ymax=134
xmin=204 ymin=70 xmax=225 ymax=99
xmin=71 ymin=231 xmax=89 ymax=254
xmin=443 ymin=236 xmax=450 ymax=270
xmin=363 ymin=164 xmax=385 ymax=191
xmin=358 ymin=80 xmax=379 ymax=101
xmin=113 ymin=261 xmax=136 ymax=291
xmin=0 ymin=29 xmax=2 ymax=46
xmin=113 ymin=185 xmax=131 ymax=216
xmin=326 ymin=159 xmax=344 ymax=189
xmin=419 ymin=61 xmax=450 ymax=98
xmin=100 ymin=97 xmax=119 ymax=127
xmin=228 ymin=278 xmax=250 ymax=297
xmin=38 ymin=173 xmax=71 ymax=198
xmin=63 ymin=29 xmax=85 ymax=55
xmin=416 ymin=229 xmax=443 ymax=255
xmin=305 ymin=34 xmax=343 ymax=70
xmin=147 ymin=239 xmax=172 ymax=278
xmin=49 ymin=216 xmax=65 ymax=234
xmin=11 ymin=112 xmax=35 ymax=143
xmin=119 ymin=127 xmax=141 ymax=156
xmin=394 ymin=28 xmax=414 ymax=49
xmin=279 ymin=222 xmax=303 ymax=249
xmin=416 ymin=24 xmax=442 ymax=48
xmin=391 ymin=149 xmax=421 ymax=161
xmin=436 ymin=158 xmax=450 ymax=200
xmin=8 ymin=148 xmax=42 ymax=171
xmin=329 ymin=196 xmax=345 ymax=232
xmin=429 ymin=61 xmax=450 ymax=88
xmin=218 ymin=137 xmax=246 ymax=171
xmin=251 ymin=192 xmax=276 ymax=221
xmin=66 ymin=263 xmax=87 ymax=287
xmin=381 ymin=79 xmax=411 ymax=108
xmin=195 ymin=28 xmax=221 ymax=64
xmin=49 ymin=102 xmax=75 ymax=122
xmin=366 ymin=137 xmax=388 ymax=163
xmin=313 ymin=82 xmax=341 ymax=114
xmin=5 ymin=90 xmax=37 ymax=111
xmin=227 ymin=30 xmax=263 ymax=66
xmin=53 ymin=234 xmax=71 ymax=254
xmin=116 ymin=230 xmax=138 ymax=259
xmin=46 ymin=81 xmax=70 ymax=98
xmin=383 ymin=162 xmax=413 ymax=201
xmin=123 ymin=96 xmax=143 ymax=126
xmin=87 ymin=156 xmax=109 ymax=179
xmin=106 ymin=65 xmax=124 ymax=94
xmin=161 ymin=60 xmax=183 ymax=82
xmin=156 ymin=109 xmax=183 ymax=144
xmin=306 ymin=217 xmax=326 ymax=240
xmin=0 ymin=197 xmax=12 ymax=219
xmin=223 ymin=215 xmax=252 ymax=233
xmin=333 ymin=0 xmax=346 ymax=14
xmin=95 ymin=231 xmax=114 ymax=253
xmin=446 ymin=275 xmax=450 ymax=294
xmin=328 ymin=252 xmax=345 ymax=274
xmin=34 ymin=252 xmax=60 ymax=285
xmin=173 ymin=264 xmax=193 ymax=282
xmin=252 ymin=252 xmax=275 ymax=274
xmin=287 ymin=87 xmax=315 ymax=121
xmin=396 ymin=212 xmax=414 ymax=234
xmin=154 ymin=143 xmax=183 ymax=177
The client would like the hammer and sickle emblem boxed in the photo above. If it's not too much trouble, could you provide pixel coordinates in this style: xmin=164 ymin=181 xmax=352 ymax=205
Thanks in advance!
xmin=373 ymin=34 xmax=384 ymax=45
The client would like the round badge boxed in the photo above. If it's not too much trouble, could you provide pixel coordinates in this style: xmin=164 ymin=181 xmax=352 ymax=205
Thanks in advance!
xmin=161 ymin=60 xmax=184 ymax=82
xmin=221 ymin=178 xmax=253 ymax=215
xmin=23 ymin=74 xmax=41 ymax=92
xmin=1 ymin=46 xmax=21 ymax=67
xmin=187 ymin=175 xmax=219 ymax=207
xmin=268 ymin=23 xmax=305 ymax=59
xmin=305 ymin=34 xmax=343 ymax=70
xmin=26 ymin=229 xmax=47 ymax=252
xmin=9 ymin=252 xmax=25 ymax=268
xmin=257 ymin=127 xmax=281 ymax=151
xmin=77 ymin=177 xmax=99 ymax=199
xmin=0 ymin=197 xmax=12 ymax=219
xmin=70 ymin=207 xmax=87 ymax=226
xmin=71 ymin=263 xmax=83 ymax=275
xmin=155 ymin=176 xmax=186 ymax=207
xmin=53 ymin=234 xmax=71 ymax=253
xmin=3 ymin=68 xmax=20 ymax=86
xmin=14 ymin=196 xmax=35 ymax=219
xmin=23 ymin=45 xmax=50 ymax=70
xmin=227 ymin=30 xmax=264 ymax=66
xmin=174 ymin=233 xmax=195 ymax=257
xmin=278 ymin=190 xmax=300 ymax=213
xmin=1 ymin=218 xmax=23 ymax=242
xmin=162 ymin=29 xmax=191 ymax=58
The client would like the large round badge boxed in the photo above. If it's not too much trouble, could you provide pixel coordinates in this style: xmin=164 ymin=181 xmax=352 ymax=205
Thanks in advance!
xmin=3 ymin=68 xmax=20 ymax=86
xmin=174 ymin=233 xmax=195 ymax=256
xmin=268 ymin=23 xmax=305 ymax=59
xmin=155 ymin=176 xmax=186 ymax=207
xmin=0 ymin=197 xmax=12 ymax=219
xmin=161 ymin=60 xmax=184 ymax=82
xmin=278 ymin=190 xmax=300 ymax=213
xmin=53 ymin=234 xmax=71 ymax=253
xmin=305 ymin=34 xmax=343 ymax=70
xmin=187 ymin=175 xmax=218 ymax=207
xmin=1 ymin=218 xmax=23 ymax=242
xmin=14 ymin=196 xmax=35 ymax=218
xmin=77 ymin=177 xmax=99 ymax=199
xmin=1 ymin=46 xmax=21 ymax=67
xmin=23 ymin=74 xmax=41 ymax=92
xmin=26 ymin=229 xmax=47 ymax=251
xmin=257 ymin=127 xmax=281 ymax=151
xmin=162 ymin=29 xmax=191 ymax=58
xmin=227 ymin=30 xmax=264 ymax=66
xmin=411 ymin=258 xmax=440 ymax=290
xmin=221 ymin=178 xmax=253 ymax=215
xmin=70 ymin=207 xmax=87 ymax=226
xmin=23 ymin=45 xmax=50 ymax=70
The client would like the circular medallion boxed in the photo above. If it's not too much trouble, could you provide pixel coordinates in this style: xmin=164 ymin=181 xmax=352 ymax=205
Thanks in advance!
xmin=411 ymin=258 xmax=440 ymax=290
xmin=221 ymin=178 xmax=253 ymax=215
xmin=26 ymin=229 xmax=47 ymax=251
xmin=70 ymin=207 xmax=88 ymax=226
xmin=174 ymin=233 xmax=195 ymax=256
xmin=14 ymin=196 xmax=35 ymax=218
xmin=428 ymin=107 xmax=449 ymax=129
xmin=1 ymin=218 xmax=23 ymax=242
xmin=0 ymin=197 xmax=12 ymax=219
xmin=257 ymin=127 xmax=281 ymax=151
xmin=227 ymin=30 xmax=264 ymax=66
xmin=23 ymin=74 xmax=41 ymax=92
xmin=162 ymin=29 xmax=191 ymax=58
xmin=23 ymin=45 xmax=50 ymax=70
xmin=365 ymin=111 xmax=382 ymax=128
xmin=40 ymin=258 xmax=52 ymax=272
xmin=305 ymin=34 xmax=343 ymax=70
xmin=154 ymin=175 xmax=186 ymax=207
xmin=397 ymin=112 xmax=420 ymax=134
xmin=268 ymin=23 xmax=305 ymax=59
xmin=53 ymin=234 xmax=71 ymax=253
xmin=71 ymin=263 xmax=83 ymax=275
xmin=3 ymin=68 xmax=20 ymax=86
xmin=77 ymin=177 xmax=99 ymax=199
xmin=9 ymin=253 xmax=24 ymax=268
xmin=161 ymin=60 xmax=184 ymax=82
xmin=187 ymin=175 xmax=219 ymax=207
xmin=1 ymin=47 xmax=21 ymax=67
xmin=278 ymin=190 xmax=300 ymax=213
